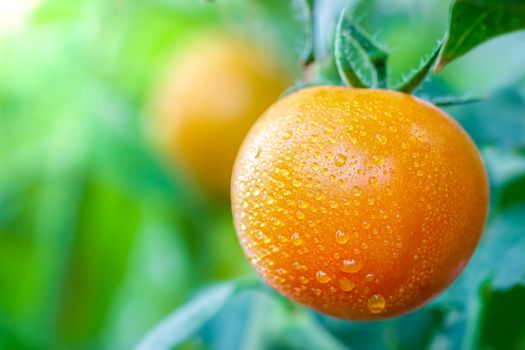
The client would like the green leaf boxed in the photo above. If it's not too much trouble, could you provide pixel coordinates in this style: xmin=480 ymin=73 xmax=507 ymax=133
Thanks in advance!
xmin=428 ymin=94 xmax=486 ymax=107
xmin=202 ymin=289 xmax=284 ymax=350
xmin=293 ymin=0 xmax=315 ymax=65
xmin=433 ymin=205 xmax=525 ymax=308
xmin=335 ymin=9 xmax=387 ymax=88
xmin=276 ymin=312 xmax=349 ymax=350
xmin=135 ymin=282 xmax=237 ymax=350
xmin=317 ymin=308 xmax=445 ymax=350
xmin=479 ymin=286 xmax=525 ymax=350
xmin=247 ymin=0 xmax=315 ymax=64
xmin=489 ymin=207 xmax=525 ymax=290
xmin=437 ymin=0 xmax=525 ymax=72
xmin=394 ymin=41 xmax=442 ymax=93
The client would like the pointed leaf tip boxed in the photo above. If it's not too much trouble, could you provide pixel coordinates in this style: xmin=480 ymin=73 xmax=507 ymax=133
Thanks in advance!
xmin=395 ymin=40 xmax=443 ymax=93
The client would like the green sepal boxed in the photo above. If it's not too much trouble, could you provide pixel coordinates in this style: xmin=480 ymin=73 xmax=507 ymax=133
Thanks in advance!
xmin=334 ymin=9 xmax=388 ymax=88
xmin=394 ymin=41 xmax=442 ymax=93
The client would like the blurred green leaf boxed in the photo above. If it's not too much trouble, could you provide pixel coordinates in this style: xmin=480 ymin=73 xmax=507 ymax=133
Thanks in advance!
xmin=434 ymin=205 xmax=525 ymax=309
xmin=479 ymin=286 xmax=525 ymax=350
xmin=293 ymin=0 xmax=314 ymax=65
xmin=449 ymin=87 xmax=525 ymax=148
xmin=317 ymin=308 xmax=444 ymax=350
xmin=101 ymin=206 xmax=192 ymax=350
xmin=136 ymin=282 xmax=237 ymax=350
xmin=426 ymin=309 xmax=468 ymax=350
xmin=201 ymin=289 xmax=281 ymax=350
xmin=437 ymin=0 xmax=525 ymax=71
xmin=498 ymin=176 xmax=525 ymax=209
xmin=245 ymin=0 xmax=313 ymax=69
xmin=425 ymin=94 xmax=485 ymax=107
xmin=275 ymin=314 xmax=349 ymax=350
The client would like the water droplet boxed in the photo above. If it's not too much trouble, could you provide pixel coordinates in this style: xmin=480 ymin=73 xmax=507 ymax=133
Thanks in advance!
xmin=324 ymin=126 xmax=334 ymax=135
xmin=367 ymin=294 xmax=386 ymax=313
xmin=401 ymin=142 xmax=409 ymax=150
xmin=291 ymin=233 xmax=303 ymax=246
xmin=334 ymin=154 xmax=347 ymax=167
xmin=292 ymin=179 xmax=302 ymax=187
xmin=339 ymin=278 xmax=355 ymax=291
xmin=266 ymin=196 xmax=275 ymax=205
xmin=316 ymin=271 xmax=331 ymax=284
xmin=352 ymin=186 xmax=362 ymax=197
xmin=329 ymin=200 xmax=338 ymax=208
xmin=297 ymin=199 xmax=308 ymax=209
xmin=277 ymin=235 xmax=287 ymax=243
xmin=365 ymin=273 xmax=374 ymax=282
xmin=282 ymin=131 xmax=292 ymax=140
xmin=340 ymin=259 xmax=362 ymax=273
xmin=361 ymin=221 xmax=371 ymax=229
xmin=372 ymin=155 xmax=383 ymax=165
xmin=242 ymin=200 xmax=249 ymax=208
xmin=368 ymin=177 xmax=378 ymax=187
xmin=299 ymin=276 xmax=310 ymax=285
xmin=416 ymin=169 xmax=423 ymax=177
xmin=335 ymin=230 xmax=350 ymax=244
xmin=376 ymin=134 xmax=387 ymax=145
xmin=254 ymin=147 xmax=262 ymax=158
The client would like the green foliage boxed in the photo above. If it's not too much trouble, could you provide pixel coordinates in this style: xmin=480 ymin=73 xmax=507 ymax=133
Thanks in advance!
xmin=437 ymin=0 xmax=525 ymax=71
xmin=334 ymin=0 xmax=525 ymax=93
xmin=136 ymin=283 xmax=237 ymax=350
xmin=427 ymin=94 xmax=486 ymax=107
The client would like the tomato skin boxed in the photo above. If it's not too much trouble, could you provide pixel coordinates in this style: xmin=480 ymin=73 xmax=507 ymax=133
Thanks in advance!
xmin=232 ymin=86 xmax=489 ymax=320
xmin=151 ymin=36 xmax=290 ymax=198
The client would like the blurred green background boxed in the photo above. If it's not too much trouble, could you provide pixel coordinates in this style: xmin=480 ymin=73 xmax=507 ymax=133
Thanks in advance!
xmin=1 ymin=0 xmax=525 ymax=349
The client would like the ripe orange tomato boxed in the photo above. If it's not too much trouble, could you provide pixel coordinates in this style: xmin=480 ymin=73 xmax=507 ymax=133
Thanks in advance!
xmin=232 ymin=86 xmax=489 ymax=320
xmin=151 ymin=35 xmax=291 ymax=198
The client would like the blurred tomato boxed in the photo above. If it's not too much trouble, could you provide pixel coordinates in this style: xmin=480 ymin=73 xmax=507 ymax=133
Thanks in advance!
xmin=150 ymin=34 xmax=292 ymax=198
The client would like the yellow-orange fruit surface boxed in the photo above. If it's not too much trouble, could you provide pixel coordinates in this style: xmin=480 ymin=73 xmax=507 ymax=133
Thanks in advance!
xmin=152 ymin=36 xmax=290 ymax=197
xmin=232 ymin=86 xmax=489 ymax=320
